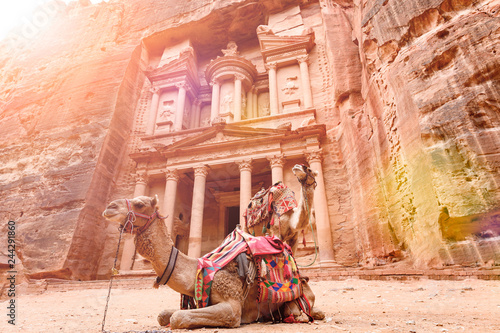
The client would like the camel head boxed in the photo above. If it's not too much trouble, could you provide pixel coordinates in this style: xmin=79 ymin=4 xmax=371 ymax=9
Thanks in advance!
xmin=102 ymin=195 xmax=160 ymax=233
xmin=292 ymin=164 xmax=318 ymax=188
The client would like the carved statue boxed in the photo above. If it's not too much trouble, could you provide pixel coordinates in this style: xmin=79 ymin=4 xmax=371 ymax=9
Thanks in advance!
xmin=221 ymin=93 xmax=233 ymax=114
xmin=258 ymin=96 xmax=270 ymax=117
xmin=282 ymin=76 xmax=298 ymax=96
xmin=221 ymin=41 xmax=239 ymax=56
xmin=159 ymin=100 xmax=174 ymax=119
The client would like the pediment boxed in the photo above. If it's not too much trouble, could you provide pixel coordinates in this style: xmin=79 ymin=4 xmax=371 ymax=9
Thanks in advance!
xmin=257 ymin=27 xmax=315 ymax=61
xmin=160 ymin=124 xmax=290 ymax=152
xmin=146 ymin=49 xmax=197 ymax=82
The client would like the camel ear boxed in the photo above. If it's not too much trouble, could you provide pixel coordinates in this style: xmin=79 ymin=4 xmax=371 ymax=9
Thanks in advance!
xmin=151 ymin=194 xmax=159 ymax=209
xmin=312 ymin=169 xmax=319 ymax=178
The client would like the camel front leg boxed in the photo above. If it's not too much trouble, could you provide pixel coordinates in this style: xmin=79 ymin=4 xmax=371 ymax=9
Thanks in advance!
xmin=169 ymin=300 xmax=242 ymax=329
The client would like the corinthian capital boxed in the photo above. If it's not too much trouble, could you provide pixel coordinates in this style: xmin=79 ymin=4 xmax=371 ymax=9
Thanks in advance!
xmin=267 ymin=154 xmax=285 ymax=168
xmin=135 ymin=171 xmax=149 ymax=184
xmin=238 ymin=160 xmax=253 ymax=172
xmin=305 ymin=149 xmax=323 ymax=164
xmin=297 ymin=55 xmax=309 ymax=64
xmin=234 ymin=73 xmax=246 ymax=81
xmin=175 ymin=82 xmax=190 ymax=91
xmin=265 ymin=62 xmax=277 ymax=71
xmin=164 ymin=169 xmax=180 ymax=182
xmin=194 ymin=165 xmax=209 ymax=178
xmin=210 ymin=77 xmax=220 ymax=87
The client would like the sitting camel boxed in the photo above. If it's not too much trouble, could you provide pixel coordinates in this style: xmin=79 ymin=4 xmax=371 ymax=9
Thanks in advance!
xmin=243 ymin=164 xmax=318 ymax=254
xmin=102 ymin=195 xmax=324 ymax=329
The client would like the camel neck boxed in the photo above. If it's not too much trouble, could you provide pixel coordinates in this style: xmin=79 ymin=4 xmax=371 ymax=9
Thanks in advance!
xmin=296 ymin=184 xmax=315 ymax=229
xmin=134 ymin=218 xmax=198 ymax=296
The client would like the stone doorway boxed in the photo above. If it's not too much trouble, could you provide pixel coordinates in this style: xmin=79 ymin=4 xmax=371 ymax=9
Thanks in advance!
xmin=225 ymin=206 xmax=240 ymax=235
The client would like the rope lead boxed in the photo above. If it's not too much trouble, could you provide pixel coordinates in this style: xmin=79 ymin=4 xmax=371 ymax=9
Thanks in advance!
xmin=101 ymin=226 xmax=124 ymax=332
xmin=297 ymin=185 xmax=318 ymax=268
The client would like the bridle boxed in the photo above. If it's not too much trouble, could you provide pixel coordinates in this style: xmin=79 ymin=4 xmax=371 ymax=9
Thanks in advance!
xmin=122 ymin=199 xmax=178 ymax=288
xmin=121 ymin=199 xmax=166 ymax=235
xmin=102 ymin=198 xmax=173 ymax=331
xmin=298 ymin=164 xmax=317 ymax=188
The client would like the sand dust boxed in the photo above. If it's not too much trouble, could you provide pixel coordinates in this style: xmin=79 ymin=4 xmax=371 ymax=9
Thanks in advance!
xmin=1 ymin=279 xmax=499 ymax=333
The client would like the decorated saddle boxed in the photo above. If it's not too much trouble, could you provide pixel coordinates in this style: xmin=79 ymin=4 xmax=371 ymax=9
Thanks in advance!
xmin=244 ymin=181 xmax=297 ymax=233
xmin=184 ymin=229 xmax=311 ymax=320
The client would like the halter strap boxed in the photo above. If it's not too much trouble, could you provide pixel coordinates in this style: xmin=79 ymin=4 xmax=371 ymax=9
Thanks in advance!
xmin=298 ymin=165 xmax=317 ymax=188
xmin=156 ymin=247 xmax=179 ymax=286
xmin=122 ymin=199 xmax=166 ymax=235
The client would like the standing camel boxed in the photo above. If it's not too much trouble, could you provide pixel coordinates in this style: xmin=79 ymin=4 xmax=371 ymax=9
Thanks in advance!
xmin=102 ymin=195 xmax=324 ymax=329
xmin=244 ymin=164 xmax=318 ymax=254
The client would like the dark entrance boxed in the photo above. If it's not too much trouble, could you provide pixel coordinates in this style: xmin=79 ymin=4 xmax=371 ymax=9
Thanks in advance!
xmin=225 ymin=206 xmax=240 ymax=235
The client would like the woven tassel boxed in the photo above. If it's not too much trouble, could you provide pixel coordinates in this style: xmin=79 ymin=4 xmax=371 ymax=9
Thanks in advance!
xmin=260 ymin=260 xmax=267 ymax=278
xmin=290 ymin=255 xmax=297 ymax=273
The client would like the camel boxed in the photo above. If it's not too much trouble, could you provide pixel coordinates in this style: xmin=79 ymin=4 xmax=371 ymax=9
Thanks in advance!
xmin=243 ymin=164 xmax=318 ymax=254
xmin=102 ymin=195 xmax=324 ymax=329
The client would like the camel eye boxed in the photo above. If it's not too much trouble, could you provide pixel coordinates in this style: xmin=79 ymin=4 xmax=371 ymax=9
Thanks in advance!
xmin=135 ymin=202 xmax=145 ymax=208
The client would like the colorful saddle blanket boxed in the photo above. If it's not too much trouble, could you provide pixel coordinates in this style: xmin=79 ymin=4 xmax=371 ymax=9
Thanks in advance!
xmin=257 ymin=250 xmax=302 ymax=304
xmin=244 ymin=181 xmax=297 ymax=230
xmin=193 ymin=229 xmax=303 ymax=309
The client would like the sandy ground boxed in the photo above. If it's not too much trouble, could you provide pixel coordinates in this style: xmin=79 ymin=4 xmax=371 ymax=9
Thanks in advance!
xmin=1 ymin=279 xmax=499 ymax=333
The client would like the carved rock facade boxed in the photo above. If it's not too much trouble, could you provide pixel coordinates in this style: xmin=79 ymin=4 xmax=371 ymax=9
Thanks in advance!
xmin=0 ymin=0 xmax=499 ymax=280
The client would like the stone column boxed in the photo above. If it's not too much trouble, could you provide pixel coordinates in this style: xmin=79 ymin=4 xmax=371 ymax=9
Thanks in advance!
xmin=210 ymin=78 xmax=220 ymax=123
xmin=306 ymin=150 xmax=336 ymax=265
xmin=266 ymin=62 xmax=279 ymax=116
xmin=192 ymin=99 xmax=202 ymax=128
xmin=188 ymin=165 xmax=209 ymax=258
xmin=238 ymin=160 xmax=252 ymax=226
xmin=163 ymin=169 xmax=179 ymax=235
xmin=252 ymin=87 xmax=258 ymax=118
xmin=174 ymin=83 xmax=187 ymax=132
xmin=268 ymin=154 xmax=285 ymax=184
xmin=121 ymin=172 xmax=148 ymax=271
xmin=146 ymin=87 xmax=160 ymax=135
xmin=246 ymin=88 xmax=253 ymax=119
xmin=298 ymin=55 xmax=313 ymax=108
xmin=234 ymin=74 xmax=244 ymax=122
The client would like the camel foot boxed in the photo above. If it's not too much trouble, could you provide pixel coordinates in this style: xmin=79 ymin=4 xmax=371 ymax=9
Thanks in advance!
xmin=311 ymin=308 xmax=325 ymax=320
xmin=157 ymin=309 xmax=175 ymax=326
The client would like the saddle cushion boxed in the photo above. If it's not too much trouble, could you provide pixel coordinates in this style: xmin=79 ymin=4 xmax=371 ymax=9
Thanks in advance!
xmin=193 ymin=229 xmax=302 ymax=308
xmin=244 ymin=182 xmax=297 ymax=230
xmin=257 ymin=250 xmax=302 ymax=304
